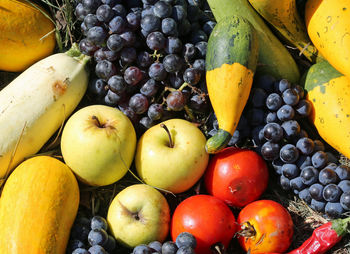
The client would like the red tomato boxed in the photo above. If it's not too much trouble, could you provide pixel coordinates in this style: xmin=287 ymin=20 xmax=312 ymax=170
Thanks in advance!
xmin=171 ymin=195 xmax=236 ymax=254
xmin=204 ymin=147 xmax=269 ymax=207
xmin=237 ymin=200 xmax=294 ymax=254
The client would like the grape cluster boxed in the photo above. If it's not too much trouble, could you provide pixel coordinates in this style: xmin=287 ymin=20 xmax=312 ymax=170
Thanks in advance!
xmin=67 ymin=214 xmax=116 ymax=254
xmin=132 ymin=232 xmax=196 ymax=254
xmin=75 ymin=0 xmax=214 ymax=133
xmin=247 ymin=75 xmax=350 ymax=218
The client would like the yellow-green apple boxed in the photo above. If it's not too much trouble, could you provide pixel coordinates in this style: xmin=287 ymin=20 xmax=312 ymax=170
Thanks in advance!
xmin=107 ymin=184 xmax=170 ymax=248
xmin=135 ymin=118 xmax=209 ymax=193
xmin=60 ymin=105 xmax=136 ymax=186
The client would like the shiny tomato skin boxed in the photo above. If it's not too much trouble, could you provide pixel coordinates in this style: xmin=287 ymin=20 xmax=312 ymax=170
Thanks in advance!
xmin=237 ymin=200 xmax=294 ymax=254
xmin=171 ymin=195 xmax=236 ymax=254
xmin=204 ymin=147 xmax=269 ymax=207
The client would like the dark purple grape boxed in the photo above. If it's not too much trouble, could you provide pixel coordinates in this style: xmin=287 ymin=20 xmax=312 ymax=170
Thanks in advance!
xmin=338 ymin=180 xmax=350 ymax=193
xmin=140 ymin=79 xmax=159 ymax=97
xmin=72 ymin=248 xmax=90 ymax=254
xmin=336 ymin=165 xmax=350 ymax=180
xmin=126 ymin=12 xmax=141 ymax=30
xmin=120 ymin=31 xmax=137 ymax=46
xmin=96 ymin=4 xmax=114 ymax=22
xmin=275 ymin=79 xmax=291 ymax=93
xmin=325 ymin=202 xmax=344 ymax=218
xmin=141 ymin=14 xmax=161 ymax=32
xmin=314 ymin=140 xmax=325 ymax=152
xmin=153 ymin=1 xmax=172 ymax=18
xmin=94 ymin=48 xmax=109 ymax=62
xmin=326 ymin=152 xmax=338 ymax=164
xmin=295 ymin=100 xmax=312 ymax=117
xmin=187 ymin=5 xmax=200 ymax=22
xmin=149 ymin=63 xmax=167 ymax=81
xmin=88 ymin=229 xmax=108 ymax=246
xmin=166 ymin=91 xmax=186 ymax=111
xmin=296 ymin=137 xmax=314 ymax=155
xmin=141 ymin=5 xmax=154 ymax=18
xmin=290 ymin=177 xmax=306 ymax=193
xmin=87 ymin=26 xmax=107 ymax=45
xmin=192 ymin=59 xmax=205 ymax=72
xmin=277 ymin=105 xmax=295 ymax=121
xmin=109 ymin=16 xmax=126 ymax=34
xmin=146 ymin=31 xmax=166 ymax=50
xmin=139 ymin=116 xmax=154 ymax=129
xmin=163 ymin=54 xmax=183 ymax=73
xmin=82 ymin=0 xmax=100 ymax=12
xmin=280 ymin=175 xmax=291 ymax=190
xmin=296 ymin=129 xmax=309 ymax=139
xmin=282 ymin=120 xmax=300 ymax=138
xmin=189 ymin=94 xmax=208 ymax=112
xmin=263 ymin=123 xmax=283 ymax=142
xmin=251 ymin=125 xmax=265 ymax=146
xmin=81 ymin=22 xmax=89 ymax=36
xmin=162 ymin=18 xmax=178 ymax=36
xmin=183 ymin=68 xmax=201 ymax=85
xmin=120 ymin=47 xmax=137 ymax=64
xmin=169 ymin=73 xmax=184 ymax=89
xmin=282 ymin=88 xmax=300 ymax=106
xmin=293 ymin=84 xmax=305 ymax=99
xmin=296 ymin=155 xmax=312 ymax=169
xmin=189 ymin=29 xmax=207 ymax=44
xmin=106 ymin=34 xmax=124 ymax=52
xmin=89 ymin=245 xmax=107 ymax=254
xmin=249 ymin=108 xmax=270 ymax=126
xmin=137 ymin=51 xmax=153 ymax=68
xmin=310 ymin=199 xmax=326 ymax=212
xmin=309 ymin=183 xmax=324 ymax=201
xmin=133 ymin=244 xmax=152 ymax=254
xmin=104 ymin=90 xmax=121 ymax=106
xmin=255 ymin=75 xmax=276 ymax=93
xmin=261 ymin=141 xmax=280 ymax=161
xmin=311 ymin=151 xmax=328 ymax=169
xmin=203 ymin=20 xmax=216 ymax=35
xmin=272 ymin=159 xmax=284 ymax=175
xmin=129 ymin=93 xmax=149 ymax=114
xmin=102 ymin=0 xmax=121 ymax=5
xmin=95 ymin=60 xmax=117 ymax=80
xmin=165 ymin=37 xmax=183 ymax=54
xmin=84 ymin=14 xmax=100 ymax=29
xmin=266 ymin=93 xmax=283 ymax=111
xmin=103 ymin=235 xmax=116 ymax=252
xmin=148 ymin=241 xmax=162 ymax=253
xmin=282 ymin=164 xmax=300 ymax=179
xmin=183 ymin=43 xmax=197 ymax=63
xmin=187 ymin=0 xmax=203 ymax=7
xmin=75 ymin=3 xmax=89 ymax=21
xmin=119 ymin=106 xmax=138 ymax=123
xmin=79 ymin=38 xmax=99 ymax=56
xmin=162 ymin=241 xmax=178 ymax=254
xmin=299 ymin=188 xmax=312 ymax=204
xmin=108 ymin=75 xmax=126 ymax=94
xmin=68 ymin=239 xmax=86 ymax=253
xmin=280 ymin=144 xmax=299 ymax=163
xmin=323 ymin=184 xmax=342 ymax=202
xmin=195 ymin=41 xmax=207 ymax=58
xmin=300 ymin=166 xmax=319 ymax=185
xmin=148 ymin=103 xmax=164 ymax=120
xmin=112 ymin=4 xmax=127 ymax=17
xmin=319 ymin=168 xmax=339 ymax=185
xmin=325 ymin=163 xmax=338 ymax=171
xmin=124 ymin=66 xmax=143 ymax=85
xmin=171 ymin=5 xmax=187 ymax=22
xmin=340 ymin=192 xmax=350 ymax=210
xmin=250 ymin=88 xmax=267 ymax=108
xmin=176 ymin=232 xmax=197 ymax=249
xmin=265 ymin=112 xmax=278 ymax=123
xmin=176 ymin=246 xmax=195 ymax=254
xmin=91 ymin=216 xmax=108 ymax=231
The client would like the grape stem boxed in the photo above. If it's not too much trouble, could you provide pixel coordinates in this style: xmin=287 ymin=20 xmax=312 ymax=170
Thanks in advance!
xmin=160 ymin=123 xmax=174 ymax=148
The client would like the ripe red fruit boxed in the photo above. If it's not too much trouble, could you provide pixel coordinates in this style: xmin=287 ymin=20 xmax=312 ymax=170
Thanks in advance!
xmin=204 ymin=147 xmax=269 ymax=207
xmin=171 ymin=195 xmax=236 ymax=254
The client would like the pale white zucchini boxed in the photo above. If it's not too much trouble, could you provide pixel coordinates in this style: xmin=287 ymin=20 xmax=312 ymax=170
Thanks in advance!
xmin=0 ymin=44 xmax=90 ymax=179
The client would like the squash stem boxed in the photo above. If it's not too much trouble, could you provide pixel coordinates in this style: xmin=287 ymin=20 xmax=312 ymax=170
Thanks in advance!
xmin=205 ymin=129 xmax=232 ymax=154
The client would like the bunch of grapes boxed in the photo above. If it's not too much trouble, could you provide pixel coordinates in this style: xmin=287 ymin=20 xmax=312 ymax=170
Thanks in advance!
xmin=132 ymin=232 xmax=196 ymax=254
xmin=74 ymin=0 xmax=214 ymax=133
xmin=245 ymin=75 xmax=350 ymax=218
xmin=67 ymin=214 xmax=117 ymax=254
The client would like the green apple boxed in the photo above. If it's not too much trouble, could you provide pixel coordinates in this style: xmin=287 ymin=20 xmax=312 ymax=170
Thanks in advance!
xmin=60 ymin=105 xmax=136 ymax=186
xmin=135 ymin=118 xmax=209 ymax=193
xmin=107 ymin=184 xmax=170 ymax=248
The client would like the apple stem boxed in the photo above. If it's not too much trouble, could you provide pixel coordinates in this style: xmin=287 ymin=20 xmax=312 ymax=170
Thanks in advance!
xmin=92 ymin=115 xmax=104 ymax=128
xmin=160 ymin=123 xmax=174 ymax=148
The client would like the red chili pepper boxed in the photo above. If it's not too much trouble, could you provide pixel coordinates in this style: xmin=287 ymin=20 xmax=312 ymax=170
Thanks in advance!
xmin=287 ymin=217 xmax=350 ymax=254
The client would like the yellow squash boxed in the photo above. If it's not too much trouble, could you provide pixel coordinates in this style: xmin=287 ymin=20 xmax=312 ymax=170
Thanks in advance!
xmin=248 ymin=0 xmax=321 ymax=63
xmin=304 ymin=60 xmax=350 ymax=159
xmin=0 ymin=0 xmax=56 ymax=72
xmin=0 ymin=156 xmax=80 ymax=254
xmin=305 ymin=0 xmax=350 ymax=76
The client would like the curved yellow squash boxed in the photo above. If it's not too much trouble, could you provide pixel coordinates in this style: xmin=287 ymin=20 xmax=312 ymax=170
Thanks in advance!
xmin=305 ymin=0 xmax=350 ymax=76
xmin=0 ymin=0 xmax=56 ymax=72
xmin=0 ymin=156 xmax=80 ymax=254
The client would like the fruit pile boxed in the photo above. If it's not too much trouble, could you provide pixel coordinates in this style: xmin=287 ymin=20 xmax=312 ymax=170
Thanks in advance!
xmin=2 ymin=0 xmax=350 ymax=253
xmin=75 ymin=0 xmax=214 ymax=132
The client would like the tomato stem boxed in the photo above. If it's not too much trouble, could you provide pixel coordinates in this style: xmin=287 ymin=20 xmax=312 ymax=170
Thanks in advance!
xmin=235 ymin=221 xmax=257 ymax=238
